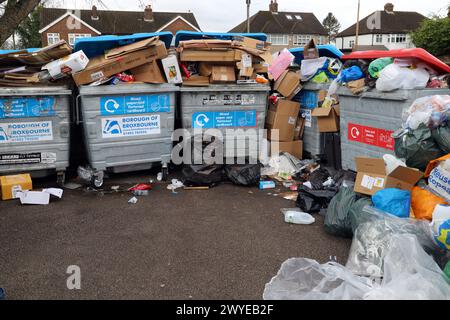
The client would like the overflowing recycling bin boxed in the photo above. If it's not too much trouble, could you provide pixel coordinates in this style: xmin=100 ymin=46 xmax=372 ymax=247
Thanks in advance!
xmin=74 ymin=32 xmax=178 ymax=186
xmin=176 ymin=31 xmax=271 ymax=162
xmin=0 ymin=46 xmax=76 ymax=185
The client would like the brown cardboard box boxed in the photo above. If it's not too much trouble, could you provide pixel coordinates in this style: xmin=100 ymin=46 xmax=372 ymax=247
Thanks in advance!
xmin=183 ymin=75 xmax=210 ymax=86
xmin=0 ymin=174 xmax=32 ymax=200
xmin=210 ymin=66 xmax=236 ymax=83
xmin=274 ymin=70 xmax=302 ymax=99
xmin=265 ymin=100 xmax=301 ymax=142
xmin=311 ymin=105 xmax=340 ymax=132
xmin=303 ymin=39 xmax=319 ymax=60
xmin=72 ymin=41 xmax=168 ymax=86
xmin=180 ymin=49 xmax=237 ymax=62
xmin=278 ymin=140 xmax=303 ymax=159
xmin=294 ymin=117 xmax=305 ymax=140
xmin=354 ymin=157 xmax=423 ymax=196
xmin=105 ymin=37 xmax=160 ymax=59
xmin=199 ymin=63 xmax=213 ymax=77
xmin=232 ymin=36 xmax=267 ymax=51
xmin=253 ymin=63 xmax=268 ymax=73
xmin=130 ymin=60 xmax=165 ymax=84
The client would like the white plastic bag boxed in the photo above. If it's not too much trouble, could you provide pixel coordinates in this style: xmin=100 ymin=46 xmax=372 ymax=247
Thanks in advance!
xmin=376 ymin=64 xmax=430 ymax=92
xmin=300 ymin=57 xmax=328 ymax=81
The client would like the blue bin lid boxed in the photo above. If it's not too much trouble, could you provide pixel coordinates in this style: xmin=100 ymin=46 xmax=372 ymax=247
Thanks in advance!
xmin=289 ymin=45 xmax=343 ymax=64
xmin=175 ymin=31 xmax=267 ymax=47
xmin=74 ymin=32 xmax=173 ymax=58
xmin=0 ymin=48 xmax=39 ymax=55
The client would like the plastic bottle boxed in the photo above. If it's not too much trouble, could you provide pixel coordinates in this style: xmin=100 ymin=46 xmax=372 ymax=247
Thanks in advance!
xmin=283 ymin=210 xmax=315 ymax=225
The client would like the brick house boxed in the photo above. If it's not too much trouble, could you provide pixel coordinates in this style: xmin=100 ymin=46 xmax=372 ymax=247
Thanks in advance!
xmin=229 ymin=0 xmax=328 ymax=53
xmin=39 ymin=6 xmax=201 ymax=47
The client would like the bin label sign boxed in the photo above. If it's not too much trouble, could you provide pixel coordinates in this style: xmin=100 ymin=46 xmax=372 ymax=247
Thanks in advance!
xmin=100 ymin=94 xmax=170 ymax=116
xmin=348 ymin=123 xmax=394 ymax=150
xmin=0 ymin=97 xmax=56 ymax=119
xmin=101 ymin=115 xmax=161 ymax=138
xmin=0 ymin=121 xmax=53 ymax=144
xmin=301 ymin=109 xmax=312 ymax=128
xmin=192 ymin=111 xmax=257 ymax=129
xmin=0 ymin=152 xmax=56 ymax=165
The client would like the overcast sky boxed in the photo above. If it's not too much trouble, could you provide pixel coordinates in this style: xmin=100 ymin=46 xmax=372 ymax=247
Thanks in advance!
xmin=58 ymin=0 xmax=449 ymax=32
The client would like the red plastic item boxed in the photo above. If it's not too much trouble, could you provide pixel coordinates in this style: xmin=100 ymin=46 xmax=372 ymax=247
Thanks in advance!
xmin=128 ymin=183 xmax=152 ymax=191
xmin=115 ymin=73 xmax=135 ymax=82
xmin=342 ymin=48 xmax=450 ymax=74
xmin=180 ymin=63 xmax=191 ymax=78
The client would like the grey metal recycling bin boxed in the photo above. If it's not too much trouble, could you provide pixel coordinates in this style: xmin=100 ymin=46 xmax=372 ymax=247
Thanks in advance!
xmin=292 ymin=82 xmax=330 ymax=158
xmin=338 ymin=87 xmax=450 ymax=171
xmin=180 ymin=84 xmax=270 ymax=162
xmin=0 ymin=86 xmax=72 ymax=185
xmin=78 ymin=84 xmax=178 ymax=185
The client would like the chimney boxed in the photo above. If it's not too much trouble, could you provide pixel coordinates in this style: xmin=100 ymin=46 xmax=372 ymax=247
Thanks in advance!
xmin=144 ymin=5 xmax=154 ymax=22
xmin=269 ymin=0 xmax=278 ymax=13
xmin=384 ymin=3 xmax=394 ymax=13
xmin=91 ymin=5 xmax=99 ymax=21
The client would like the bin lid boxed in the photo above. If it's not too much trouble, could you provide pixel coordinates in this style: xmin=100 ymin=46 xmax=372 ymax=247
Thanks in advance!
xmin=73 ymin=32 xmax=173 ymax=58
xmin=289 ymin=45 xmax=343 ymax=64
xmin=342 ymin=48 xmax=450 ymax=74
xmin=175 ymin=31 xmax=267 ymax=47
xmin=0 ymin=48 xmax=39 ymax=55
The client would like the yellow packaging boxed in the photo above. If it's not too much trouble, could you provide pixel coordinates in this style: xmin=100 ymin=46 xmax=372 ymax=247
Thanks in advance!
xmin=0 ymin=174 xmax=32 ymax=200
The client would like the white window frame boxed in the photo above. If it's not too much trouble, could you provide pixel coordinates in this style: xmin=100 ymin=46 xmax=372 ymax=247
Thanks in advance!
xmin=293 ymin=34 xmax=312 ymax=46
xmin=349 ymin=40 xmax=355 ymax=48
xmin=68 ymin=33 xmax=91 ymax=46
xmin=268 ymin=34 xmax=289 ymax=46
xmin=286 ymin=15 xmax=293 ymax=20
xmin=375 ymin=34 xmax=383 ymax=43
xmin=47 ymin=33 xmax=60 ymax=45
xmin=387 ymin=33 xmax=407 ymax=43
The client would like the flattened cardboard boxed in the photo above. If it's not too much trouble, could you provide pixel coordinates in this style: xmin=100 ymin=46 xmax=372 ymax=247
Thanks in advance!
xmin=199 ymin=63 xmax=213 ymax=77
xmin=180 ymin=49 xmax=237 ymax=62
xmin=183 ymin=75 xmax=210 ymax=86
xmin=105 ymin=37 xmax=159 ymax=59
xmin=274 ymin=70 xmax=302 ymax=99
xmin=210 ymin=65 xmax=236 ymax=83
xmin=130 ymin=60 xmax=165 ymax=84
xmin=354 ymin=157 xmax=423 ymax=196
xmin=266 ymin=100 xmax=300 ymax=142
xmin=278 ymin=140 xmax=303 ymax=160
xmin=294 ymin=117 xmax=306 ymax=140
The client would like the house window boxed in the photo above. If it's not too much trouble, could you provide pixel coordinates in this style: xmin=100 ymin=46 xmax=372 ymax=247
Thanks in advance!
xmin=268 ymin=34 xmax=289 ymax=45
xmin=388 ymin=34 xmax=406 ymax=43
xmin=47 ymin=33 xmax=60 ymax=45
xmin=295 ymin=15 xmax=302 ymax=20
xmin=293 ymin=35 xmax=312 ymax=46
xmin=349 ymin=40 xmax=355 ymax=48
xmin=68 ymin=33 xmax=91 ymax=46
xmin=286 ymin=15 xmax=293 ymax=20
xmin=375 ymin=34 xmax=383 ymax=43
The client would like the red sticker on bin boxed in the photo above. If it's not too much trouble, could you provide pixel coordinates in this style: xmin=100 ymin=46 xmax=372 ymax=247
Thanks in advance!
xmin=348 ymin=123 xmax=394 ymax=150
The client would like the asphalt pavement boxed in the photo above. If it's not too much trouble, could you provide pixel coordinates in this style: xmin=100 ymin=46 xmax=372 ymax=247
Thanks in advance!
xmin=0 ymin=170 xmax=351 ymax=300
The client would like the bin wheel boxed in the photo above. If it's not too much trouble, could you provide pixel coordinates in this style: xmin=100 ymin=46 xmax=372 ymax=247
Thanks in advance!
xmin=162 ymin=166 xmax=169 ymax=181
xmin=91 ymin=173 xmax=104 ymax=189
xmin=57 ymin=171 xmax=66 ymax=187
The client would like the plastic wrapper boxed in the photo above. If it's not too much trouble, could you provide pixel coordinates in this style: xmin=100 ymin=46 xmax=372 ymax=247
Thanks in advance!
xmin=346 ymin=206 xmax=442 ymax=277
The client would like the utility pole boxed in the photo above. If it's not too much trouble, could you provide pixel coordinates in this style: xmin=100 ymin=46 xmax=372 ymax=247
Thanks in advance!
xmin=246 ymin=0 xmax=251 ymax=33
xmin=355 ymin=0 xmax=361 ymax=50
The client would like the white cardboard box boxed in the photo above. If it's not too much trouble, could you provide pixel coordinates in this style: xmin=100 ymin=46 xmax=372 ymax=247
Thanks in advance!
xmin=161 ymin=55 xmax=183 ymax=84
xmin=43 ymin=50 xmax=89 ymax=80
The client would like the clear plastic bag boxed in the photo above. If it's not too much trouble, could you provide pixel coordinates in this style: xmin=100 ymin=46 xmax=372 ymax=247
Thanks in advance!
xmin=402 ymin=95 xmax=450 ymax=130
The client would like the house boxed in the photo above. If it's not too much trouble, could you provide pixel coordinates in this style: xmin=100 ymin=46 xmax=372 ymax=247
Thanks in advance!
xmin=334 ymin=3 xmax=426 ymax=52
xmin=229 ymin=0 xmax=328 ymax=53
xmin=39 ymin=5 xmax=201 ymax=47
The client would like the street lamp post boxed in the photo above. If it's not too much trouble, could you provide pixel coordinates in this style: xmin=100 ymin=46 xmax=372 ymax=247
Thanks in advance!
xmin=246 ymin=0 xmax=251 ymax=33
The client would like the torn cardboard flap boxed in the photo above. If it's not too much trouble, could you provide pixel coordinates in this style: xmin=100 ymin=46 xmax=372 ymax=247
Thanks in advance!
xmin=354 ymin=157 xmax=423 ymax=196
xmin=312 ymin=107 xmax=333 ymax=117
xmin=105 ymin=37 xmax=159 ymax=59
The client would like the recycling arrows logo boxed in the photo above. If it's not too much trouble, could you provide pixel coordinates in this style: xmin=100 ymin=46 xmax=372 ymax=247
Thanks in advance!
xmin=104 ymin=99 xmax=120 ymax=114
xmin=195 ymin=114 xmax=210 ymax=127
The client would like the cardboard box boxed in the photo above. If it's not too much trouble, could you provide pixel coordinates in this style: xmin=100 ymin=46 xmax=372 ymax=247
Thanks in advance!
xmin=161 ymin=55 xmax=183 ymax=84
xmin=130 ymin=60 xmax=165 ymax=84
xmin=354 ymin=157 xmax=423 ymax=196
xmin=294 ymin=117 xmax=306 ymax=140
xmin=180 ymin=49 xmax=237 ymax=62
xmin=42 ymin=50 xmax=89 ymax=80
xmin=105 ymin=37 xmax=159 ymax=59
xmin=278 ymin=140 xmax=303 ymax=159
xmin=183 ymin=75 xmax=210 ymax=86
xmin=265 ymin=100 xmax=300 ymax=142
xmin=274 ymin=70 xmax=302 ymax=99
xmin=237 ymin=53 xmax=254 ymax=77
xmin=210 ymin=65 xmax=236 ymax=84
xmin=232 ymin=36 xmax=267 ymax=51
xmin=72 ymin=41 xmax=167 ymax=86
xmin=311 ymin=105 xmax=340 ymax=132
xmin=0 ymin=174 xmax=32 ymax=200
xmin=199 ymin=63 xmax=213 ymax=77
xmin=303 ymin=39 xmax=319 ymax=60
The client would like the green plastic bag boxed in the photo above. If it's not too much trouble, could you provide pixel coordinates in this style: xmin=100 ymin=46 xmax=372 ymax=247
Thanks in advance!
xmin=324 ymin=187 xmax=357 ymax=238
xmin=444 ymin=261 xmax=450 ymax=280
xmin=394 ymin=124 xmax=444 ymax=171
xmin=311 ymin=71 xmax=329 ymax=83
xmin=368 ymin=57 xmax=393 ymax=78
xmin=432 ymin=126 xmax=450 ymax=154
xmin=349 ymin=197 xmax=373 ymax=233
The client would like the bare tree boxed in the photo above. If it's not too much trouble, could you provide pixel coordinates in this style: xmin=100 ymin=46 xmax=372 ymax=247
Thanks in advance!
xmin=0 ymin=0 xmax=43 ymax=46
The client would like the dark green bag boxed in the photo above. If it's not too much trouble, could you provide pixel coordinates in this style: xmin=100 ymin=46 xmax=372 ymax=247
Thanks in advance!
xmin=324 ymin=187 xmax=357 ymax=238
xmin=432 ymin=126 xmax=450 ymax=154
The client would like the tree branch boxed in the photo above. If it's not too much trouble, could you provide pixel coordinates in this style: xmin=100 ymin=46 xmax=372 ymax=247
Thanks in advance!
xmin=0 ymin=0 xmax=42 ymax=46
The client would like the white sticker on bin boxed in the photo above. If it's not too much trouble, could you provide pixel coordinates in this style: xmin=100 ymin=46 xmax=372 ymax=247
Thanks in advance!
xmin=101 ymin=115 xmax=161 ymax=138
xmin=0 ymin=121 xmax=53 ymax=144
